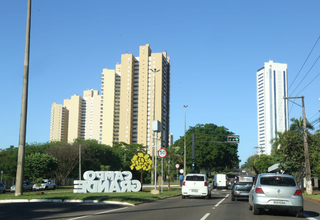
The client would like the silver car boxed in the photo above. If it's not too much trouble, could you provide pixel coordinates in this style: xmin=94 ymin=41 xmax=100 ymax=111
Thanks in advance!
xmin=249 ymin=173 xmax=304 ymax=217
xmin=0 ymin=182 xmax=6 ymax=194
xmin=11 ymin=181 xmax=34 ymax=192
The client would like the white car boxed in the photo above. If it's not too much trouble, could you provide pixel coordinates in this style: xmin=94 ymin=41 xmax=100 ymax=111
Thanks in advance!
xmin=33 ymin=179 xmax=56 ymax=190
xmin=182 ymin=174 xmax=212 ymax=199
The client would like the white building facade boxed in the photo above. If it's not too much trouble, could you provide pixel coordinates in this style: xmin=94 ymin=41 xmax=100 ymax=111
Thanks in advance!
xmin=256 ymin=60 xmax=289 ymax=155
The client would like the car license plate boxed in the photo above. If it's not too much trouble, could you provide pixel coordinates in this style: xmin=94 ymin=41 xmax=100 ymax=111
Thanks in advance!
xmin=191 ymin=189 xmax=198 ymax=192
xmin=273 ymin=201 xmax=286 ymax=205
xmin=240 ymin=193 xmax=248 ymax=195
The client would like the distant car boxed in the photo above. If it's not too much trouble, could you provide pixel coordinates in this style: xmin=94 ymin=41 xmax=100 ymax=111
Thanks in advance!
xmin=0 ymin=182 xmax=6 ymax=194
xmin=33 ymin=179 xmax=56 ymax=190
xmin=182 ymin=174 xmax=212 ymax=199
xmin=231 ymin=175 xmax=255 ymax=201
xmin=11 ymin=181 xmax=34 ymax=192
xmin=248 ymin=173 xmax=304 ymax=217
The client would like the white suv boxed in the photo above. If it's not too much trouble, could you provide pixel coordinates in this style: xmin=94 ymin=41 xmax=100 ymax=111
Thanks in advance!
xmin=182 ymin=174 xmax=212 ymax=199
xmin=33 ymin=179 xmax=56 ymax=190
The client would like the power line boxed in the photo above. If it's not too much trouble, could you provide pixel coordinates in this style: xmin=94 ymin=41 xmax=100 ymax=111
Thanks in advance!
xmin=296 ymin=71 xmax=320 ymax=95
xmin=291 ymin=54 xmax=320 ymax=95
xmin=310 ymin=118 xmax=319 ymax=127
xmin=289 ymin=36 xmax=320 ymax=91
xmin=308 ymin=112 xmax=320 ymax=121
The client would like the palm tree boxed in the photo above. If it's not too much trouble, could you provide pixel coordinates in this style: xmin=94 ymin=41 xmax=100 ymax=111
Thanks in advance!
xmin=271 ymin=131 xmax=285 ymax=155
xmin=289 ymin=117 xmax=314 ymax=132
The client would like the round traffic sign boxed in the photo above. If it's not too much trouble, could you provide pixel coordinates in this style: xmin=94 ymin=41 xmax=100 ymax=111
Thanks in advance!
xmin=158 ymin=148 xmax=167 ymax=158
xmin=175 ymin=164 xmax=180 ymax=169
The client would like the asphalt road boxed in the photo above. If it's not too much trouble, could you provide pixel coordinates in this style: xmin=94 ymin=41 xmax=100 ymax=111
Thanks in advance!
xmin=1 ymin=188 xmax=319 ymax=220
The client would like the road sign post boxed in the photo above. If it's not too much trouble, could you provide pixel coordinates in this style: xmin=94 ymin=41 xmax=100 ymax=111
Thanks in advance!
xmin=158 ymin=149 xmax=167 ymax=193
xmin=175 ymin=164 xmax=180 ymax=185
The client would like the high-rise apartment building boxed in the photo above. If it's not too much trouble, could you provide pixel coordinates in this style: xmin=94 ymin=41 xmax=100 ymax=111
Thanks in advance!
xmin=256 ymin=60 xmax=289 ymax=155
xmin=100 ymin=44 xmax=170 ymax=155
xmin=50 ymin=90 xmax=101 ymax=143
xmin=50 ymin=102 xmax=68 ymax=142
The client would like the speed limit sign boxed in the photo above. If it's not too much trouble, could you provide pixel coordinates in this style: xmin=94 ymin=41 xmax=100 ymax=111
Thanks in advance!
xmin=158 ymin=148 xmax=167 ymax=158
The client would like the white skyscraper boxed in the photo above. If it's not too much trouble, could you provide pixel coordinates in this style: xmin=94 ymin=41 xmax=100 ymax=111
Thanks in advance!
xmin=256 ymin=60 xmax=289 ymax=155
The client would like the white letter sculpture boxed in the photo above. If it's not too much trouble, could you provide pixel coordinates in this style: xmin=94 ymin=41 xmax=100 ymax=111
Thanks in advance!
xmin=74 ymin=171 xmax=141 ymax=193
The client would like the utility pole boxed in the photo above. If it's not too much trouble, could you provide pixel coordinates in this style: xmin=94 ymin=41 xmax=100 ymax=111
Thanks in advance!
xmin=15 ymin=0 xmax=31 ymax=196
xmin=183 ymin=105 xmax=188 ymax=177
xmin=284 ymin=96 xmax=312 ymax=195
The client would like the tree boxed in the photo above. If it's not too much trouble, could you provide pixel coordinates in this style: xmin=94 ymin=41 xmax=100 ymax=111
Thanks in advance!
xmin=46 ymin=142 xmax=82 ymax=180
xmin=271 ymin=130 xmax=306 ymax=182
xmin=241 ymin=154 xmax=259 ymax=172
xmin=172 ymin=123 xmax=239 ymax=173
xmin=290 ymin=117 xmax=314 ymax=132
xmin=0 ymin=146 xmax=18 ymax=178
xmin=112 ymin=142 xmax=147 ymax=171
xmin=130 ymin=153 xmax=152 ymax=186
xmin=24 ymin=153 xmax=58 ymax=180
xmin=254 ymin=155 xmax=274 ymax=173
xmin=308 ymin=132 xmax=320 ymax=179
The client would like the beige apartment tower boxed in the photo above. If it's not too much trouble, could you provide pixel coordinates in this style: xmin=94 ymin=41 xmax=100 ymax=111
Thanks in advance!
xmin=50 ymin=90 xmax=101 ymax=143
xmin=50 ymin=102 xmax=68 ymax=142
xmin=100 ymin=44 xmax=170 ymax=155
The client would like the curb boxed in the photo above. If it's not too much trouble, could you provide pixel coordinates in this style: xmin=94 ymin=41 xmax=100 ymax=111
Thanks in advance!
xmin=303 ymin=196 xmax=320 ymax=203
xmin=0 ymin=199 xmax=134 ymax=206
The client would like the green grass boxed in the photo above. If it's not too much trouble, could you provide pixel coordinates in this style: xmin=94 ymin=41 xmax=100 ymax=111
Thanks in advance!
xmin=303 ymin=192 xmax=320 ymax=201
xmin=0 ymin=187 xmax=181 ymax=204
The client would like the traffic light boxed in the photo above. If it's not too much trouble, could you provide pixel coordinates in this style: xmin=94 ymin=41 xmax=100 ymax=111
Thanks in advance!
xmin=192 ymin=159 xmax=195 ymax=167
xmin=227 ymin=135 xmax=240 ymax=143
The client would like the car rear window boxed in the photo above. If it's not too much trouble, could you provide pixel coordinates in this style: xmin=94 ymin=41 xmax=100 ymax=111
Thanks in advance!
xmin=260 ymin=176 xmax=296 ymax=186
xmin=186 ymin=176 xmax=205 ymax=181
xmin=238 ymin=176 xmax=254 ymax=183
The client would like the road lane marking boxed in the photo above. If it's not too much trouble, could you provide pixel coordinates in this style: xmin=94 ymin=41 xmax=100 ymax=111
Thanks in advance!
xmin=67 ymin=207 xmax=128 ymax=220
xmin=213 ymin=194 xmax=229 ymax=209
xmin=305 ymin=213 xmax=320 ymax=220
xmin=200 ymin=213 xmax=210 ymax=220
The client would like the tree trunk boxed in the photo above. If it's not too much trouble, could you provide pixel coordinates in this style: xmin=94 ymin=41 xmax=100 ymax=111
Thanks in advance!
xmin=140 ymin=169 xmax=143 ymax=191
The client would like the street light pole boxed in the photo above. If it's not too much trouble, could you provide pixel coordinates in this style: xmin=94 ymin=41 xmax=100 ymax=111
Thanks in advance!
xmin=183 ymin=105 xmax=188 ymax=177
xmin=16 ymin=0 xmax=31 ymax=197
xmin=79 ymin=144 xmax=81 ymax=180
xmin=150 ymin=68 xmax=160 ymax=186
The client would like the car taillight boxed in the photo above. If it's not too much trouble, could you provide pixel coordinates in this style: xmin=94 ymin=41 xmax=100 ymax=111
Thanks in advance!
xmin=183 ymin=181 xmax=185 ymax=186
xmin=294 ymin=190 xmax=302 ymax=196
xmin=255 ymin=188 xmax=264 ymax=194
xmin=204 ymin=182 xmax=208 ymax=186
xmin=234 ymin=177 xmax=237 ymax=183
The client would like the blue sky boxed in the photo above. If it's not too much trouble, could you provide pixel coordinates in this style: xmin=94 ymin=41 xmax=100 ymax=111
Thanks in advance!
xmin=1 ymin=0 xmax=320 ymax=166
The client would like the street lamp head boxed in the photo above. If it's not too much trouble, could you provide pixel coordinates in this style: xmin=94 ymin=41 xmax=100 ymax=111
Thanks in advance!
xmin=183 ymin=105 xmax=188 ymax=108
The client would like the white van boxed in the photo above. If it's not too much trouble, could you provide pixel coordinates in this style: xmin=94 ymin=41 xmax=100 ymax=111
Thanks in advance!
xmin=213 ymin=174 xmax=228 ymax=189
